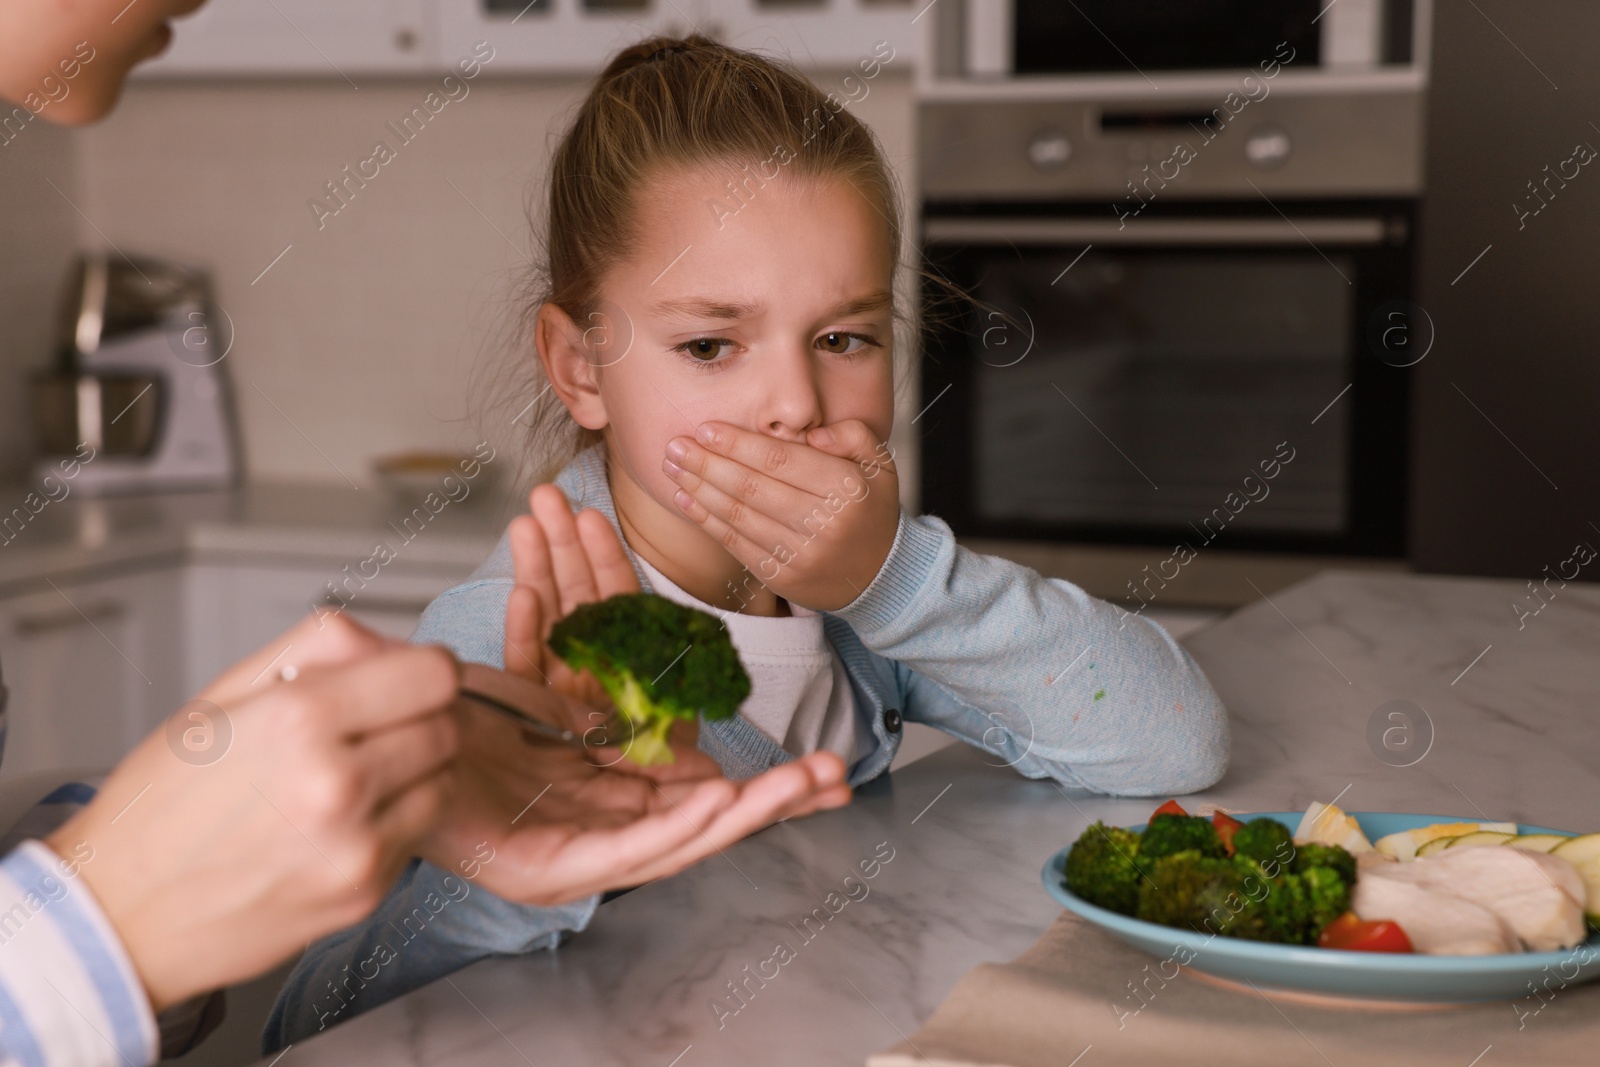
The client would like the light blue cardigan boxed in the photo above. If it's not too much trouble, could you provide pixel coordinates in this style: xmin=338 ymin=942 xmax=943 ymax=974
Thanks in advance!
xmin=264 ymin=443 xmax=1228 ymax=1049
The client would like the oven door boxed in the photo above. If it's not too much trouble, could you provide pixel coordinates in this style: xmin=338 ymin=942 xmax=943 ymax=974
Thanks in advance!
xmin=918 ymin=207 xmax=1413 ymax=556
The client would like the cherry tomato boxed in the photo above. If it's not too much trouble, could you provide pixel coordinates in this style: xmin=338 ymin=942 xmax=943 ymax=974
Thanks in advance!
xmin=1212 ymin=811 xmax=1245 ymax=854
xmin=1151 ymin=799 xmax=1188 ymax=819
xmin=1317 ymin=913 xmax=1415 ymax=953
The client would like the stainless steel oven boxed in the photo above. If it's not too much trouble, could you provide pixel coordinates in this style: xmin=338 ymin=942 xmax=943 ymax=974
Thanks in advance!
xmin=915 ymin=4 xmax=1430 ymax=560
xmin=918 ymin=205 xmax=1414 ymax=555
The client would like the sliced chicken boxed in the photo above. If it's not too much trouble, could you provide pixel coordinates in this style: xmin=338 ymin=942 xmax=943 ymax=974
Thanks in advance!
xmin=1364 ymin=847 xmax=1587 ymax=952
xmin=1356 ymin=850 xmax=1399 ymax=872
xmin=1352 ymin=874 xmax=1521 ymax=954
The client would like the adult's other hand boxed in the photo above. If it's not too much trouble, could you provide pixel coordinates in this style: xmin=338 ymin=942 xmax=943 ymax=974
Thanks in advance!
xmin=44 ymin=613 xmax=461 ymax=1014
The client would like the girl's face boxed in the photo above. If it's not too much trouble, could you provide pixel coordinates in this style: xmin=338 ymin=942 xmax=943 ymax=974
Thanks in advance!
xmin=549 ymin=164 xmax=896 ymax=566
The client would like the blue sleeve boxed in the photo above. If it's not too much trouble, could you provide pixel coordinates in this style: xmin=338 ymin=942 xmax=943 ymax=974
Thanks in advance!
xmin=836 ymin=509 xmax=1230 ymax=796
xmin=261 ymin=858 xmax=596 ymax=1051
xmin=0 ymin=841 xmax=159 ymax=1067
xmin=264 ymin=572 xmax=602 ymax=1050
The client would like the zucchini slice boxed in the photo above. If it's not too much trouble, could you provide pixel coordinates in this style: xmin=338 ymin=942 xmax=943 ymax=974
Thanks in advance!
xmin=1415 ymin=835 xmax=1460 ymax=857
xmin=1507 ymin=833 xmax=1566 ymax=854
xmin=1444 ymin=830 xmax=1517 ymax=850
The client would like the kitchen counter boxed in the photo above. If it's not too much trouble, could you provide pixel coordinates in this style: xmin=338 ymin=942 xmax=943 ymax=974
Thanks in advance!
xmin=0 ymin=481 xmax=510 ymax=596
xmin=257 ymin=569 xmax=1600 ymax=1066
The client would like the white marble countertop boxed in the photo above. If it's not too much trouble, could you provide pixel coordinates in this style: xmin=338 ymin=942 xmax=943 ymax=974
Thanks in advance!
xmin=0 ymin=482 xmax=509 ymax=596
xmin=258 ymin=569 xmax=1600 ymax=1065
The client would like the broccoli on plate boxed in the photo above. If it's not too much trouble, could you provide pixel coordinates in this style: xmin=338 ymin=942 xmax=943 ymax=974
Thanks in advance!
xmin=1061 ymin=810 xmax=1358 ymax=945
xmin=1135 ymin=850 xmax=1248 ymax=931
xmin=1135 ymin=851 xmax=1344 ymax=944
xmin=546 ymin=592 xmax=751 ymax=766
xmin=1291 ymin=842 xmax=1358 ymax=887
xmin=1140 ymin=814 xmax=1227 ymax=862
xmin=1230 ymin=817 xmax=1294 ymax=866
xmin=1298 ymin=865 xmax=1353 ymax=933
xmin=1063 ymin=822 xmax=1145 ymax=915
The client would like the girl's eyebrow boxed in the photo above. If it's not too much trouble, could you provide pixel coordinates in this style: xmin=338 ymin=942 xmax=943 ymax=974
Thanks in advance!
xmin=828 ymin=290 xmax=894 ymax=319
xmin=647 ymin=290 xmax=892 ymax=322
xmin=648 ymin=298 xmax=758 ymax=321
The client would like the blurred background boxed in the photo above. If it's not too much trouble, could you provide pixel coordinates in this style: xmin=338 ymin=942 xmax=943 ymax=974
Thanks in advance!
xmin=4 ymin=3 xmax=1600 ymax=1060
xmin=1 ymin=0 xmax=1595 ymax=811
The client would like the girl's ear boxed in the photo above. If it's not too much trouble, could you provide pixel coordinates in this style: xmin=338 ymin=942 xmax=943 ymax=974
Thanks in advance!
xmin=535 ymin=302 xmax=609 ymax=431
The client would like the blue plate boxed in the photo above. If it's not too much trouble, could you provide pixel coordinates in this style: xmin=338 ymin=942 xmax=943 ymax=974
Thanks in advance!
xmin=1043 ymin=811 xmax=1600 ymax=1004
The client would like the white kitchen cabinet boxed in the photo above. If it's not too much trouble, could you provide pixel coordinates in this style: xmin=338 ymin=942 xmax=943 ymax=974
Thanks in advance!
xmin=138 ymin=0 xmax=436 ymax=78
xmin=0 ymin=569 xmax=184 ymax=781
xmin=183 ymin=560 xmax=468 ymax=696
xmin=440 ymin=0 xmax=917 ymax=73
xmin=136 ymin=0 xmax=917 ymax=79
xmin=715 ymin=0 xmax=916 ymax=68
xmin=0 ymin=556 xmax=468 ymax=783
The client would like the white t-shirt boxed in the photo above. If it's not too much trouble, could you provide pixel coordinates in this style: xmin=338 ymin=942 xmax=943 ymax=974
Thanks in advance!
xmin=634 ymin=556 xmax=870 ymax=768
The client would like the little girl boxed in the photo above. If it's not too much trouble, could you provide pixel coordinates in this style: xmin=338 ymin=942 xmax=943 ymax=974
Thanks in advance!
xmin=265 ymin=34 xmax=1228 ymax=1047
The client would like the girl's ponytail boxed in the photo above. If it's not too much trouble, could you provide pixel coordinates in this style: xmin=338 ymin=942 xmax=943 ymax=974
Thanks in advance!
xmin=595 ymin=33 xmax=713 ymax=84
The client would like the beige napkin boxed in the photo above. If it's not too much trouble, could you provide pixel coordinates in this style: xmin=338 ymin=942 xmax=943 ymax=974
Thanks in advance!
xmin=867 ymin=912 xmax=1600 ymax=1067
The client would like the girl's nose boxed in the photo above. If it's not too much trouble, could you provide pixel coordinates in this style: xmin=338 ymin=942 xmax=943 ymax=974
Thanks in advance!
xmin=760 ymin=345 xmax=824 ymax=441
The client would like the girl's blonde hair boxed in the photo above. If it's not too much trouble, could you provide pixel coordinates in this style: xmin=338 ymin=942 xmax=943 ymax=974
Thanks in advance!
xmin=503 ymin=34 xmax=907 ymax=485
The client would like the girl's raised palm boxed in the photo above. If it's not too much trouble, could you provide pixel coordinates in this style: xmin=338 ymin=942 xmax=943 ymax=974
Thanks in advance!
xmin=502 ymin=483 xmax=640 ymax=705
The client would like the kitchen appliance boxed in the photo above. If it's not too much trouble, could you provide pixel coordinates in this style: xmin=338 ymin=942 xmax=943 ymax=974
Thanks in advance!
xmin=31 ymin=253 xmax=240 ymax=494
xmin=961 ymin=0 xmax=1418 ymax=79
xmin=915 ymin=2 xmax=1430 ymax=559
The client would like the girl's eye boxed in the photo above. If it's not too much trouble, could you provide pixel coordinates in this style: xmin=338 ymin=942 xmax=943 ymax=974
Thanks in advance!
xmin=817 ymin=331 xmax=879 ymax=356
xmin=674 ymin=337 xmax=733 ymax=363
xmin=672 ymin=333 xmax=881 ymax=366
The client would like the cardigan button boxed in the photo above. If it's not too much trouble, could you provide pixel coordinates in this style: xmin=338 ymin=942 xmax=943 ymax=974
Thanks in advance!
xmin=883 ymin=707 xmax=903 ymax=734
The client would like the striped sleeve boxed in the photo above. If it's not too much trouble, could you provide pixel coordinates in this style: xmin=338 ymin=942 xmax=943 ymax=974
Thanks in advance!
xmin=0 ymin=840 xmax=158 ymax=1067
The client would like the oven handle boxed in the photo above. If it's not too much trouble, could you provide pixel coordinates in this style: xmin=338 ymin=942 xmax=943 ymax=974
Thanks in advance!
xmin=922 ymin=216 xmax=1389 ymax=247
